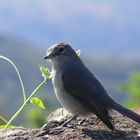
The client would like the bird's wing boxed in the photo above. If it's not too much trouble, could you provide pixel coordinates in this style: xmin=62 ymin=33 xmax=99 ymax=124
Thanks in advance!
xmin=62 ymin=62 xmax=111 ymax=118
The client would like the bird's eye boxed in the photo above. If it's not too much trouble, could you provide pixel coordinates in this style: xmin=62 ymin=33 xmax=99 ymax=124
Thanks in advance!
xmin=58 ymin=47 xmax=65 ymax=53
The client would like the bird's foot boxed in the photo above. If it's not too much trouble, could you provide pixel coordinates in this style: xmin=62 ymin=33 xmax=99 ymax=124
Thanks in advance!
xmin=41 ymin=116 xmax=77 ymax=134
xmin=77 ymin=118 xmax=85 ymax=125
xmin=60 ymin=116 xmax=77 ymax=127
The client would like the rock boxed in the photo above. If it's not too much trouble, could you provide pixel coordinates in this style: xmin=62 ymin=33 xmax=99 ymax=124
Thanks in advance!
xmin=0 ymin=108 xmax=140 ymax=140
xmin=47 ymin=108 xmax=70 ymax=122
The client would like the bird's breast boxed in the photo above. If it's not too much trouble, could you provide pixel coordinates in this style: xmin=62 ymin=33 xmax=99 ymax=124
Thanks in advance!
xmin=51 ymin=68 xmax=92 ymax=116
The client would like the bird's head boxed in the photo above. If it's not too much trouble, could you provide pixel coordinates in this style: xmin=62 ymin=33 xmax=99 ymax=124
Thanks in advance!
xmin=44 ymin=43 xmax=79 ymax=66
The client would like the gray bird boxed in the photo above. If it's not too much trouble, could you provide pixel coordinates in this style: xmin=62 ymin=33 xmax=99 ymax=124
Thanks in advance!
xmin=44 ymin=43 xmax=140 ymax=131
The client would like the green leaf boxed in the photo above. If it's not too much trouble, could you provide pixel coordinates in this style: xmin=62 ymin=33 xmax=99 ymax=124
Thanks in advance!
xmin=40 ymin=66 xmax=51 ymax=80
xmin=30 ymin=97 xmax=45 ymax=109
xmin=76 ymin=50 xmax=81 ymax=56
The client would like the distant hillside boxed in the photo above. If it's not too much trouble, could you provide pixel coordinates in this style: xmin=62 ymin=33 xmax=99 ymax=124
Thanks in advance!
xmin=0 ymin=33 xmax=140 ymax=125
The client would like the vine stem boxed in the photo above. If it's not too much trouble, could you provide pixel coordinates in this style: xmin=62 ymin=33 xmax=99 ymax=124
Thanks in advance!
xmin=5 ymin=79 xmax=47 ymax=128
xmin=0 ymin=116 xmax=8 ymax=124
xmin=0 ymin=55 xmax=26 ymax=102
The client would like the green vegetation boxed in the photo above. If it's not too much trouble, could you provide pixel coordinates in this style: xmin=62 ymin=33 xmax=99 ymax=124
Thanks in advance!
xmin=0 ymin=55 xmax=51 ymax=128
xmin=121 ymin=72 xmax=140 ymax=108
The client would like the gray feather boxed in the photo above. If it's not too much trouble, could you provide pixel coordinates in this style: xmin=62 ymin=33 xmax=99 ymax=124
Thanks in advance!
xmin=62 ymin=60 xmax=114 ymax=126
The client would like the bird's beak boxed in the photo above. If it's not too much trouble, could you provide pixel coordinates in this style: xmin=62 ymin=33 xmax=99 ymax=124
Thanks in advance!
xmin=44 ymin=54 xmax=51 ymax=59
xmin=44 ymin=51 xmax=52 ymax=59
xmin=44 ymin=55 xmax=49 ymax=59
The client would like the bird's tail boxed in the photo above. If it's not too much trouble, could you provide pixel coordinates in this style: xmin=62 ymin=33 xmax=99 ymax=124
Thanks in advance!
xmin=108 ymin=97 xmax=140 ymax=123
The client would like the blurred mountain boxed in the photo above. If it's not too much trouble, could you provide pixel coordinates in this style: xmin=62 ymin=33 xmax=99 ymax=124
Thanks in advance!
xmin=0 ymin=33 xmax=140 ymax=125
xmin=1 ymin=1 xmax=140 ymax=53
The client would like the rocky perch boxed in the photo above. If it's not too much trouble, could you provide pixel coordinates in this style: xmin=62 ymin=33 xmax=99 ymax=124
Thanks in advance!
xmin=0 ymin=108 xmax=140 ymax=140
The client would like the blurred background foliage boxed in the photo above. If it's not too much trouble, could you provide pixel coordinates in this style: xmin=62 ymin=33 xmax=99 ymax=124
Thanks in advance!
xmin=121 ymin=72 xmax=140 ymax=108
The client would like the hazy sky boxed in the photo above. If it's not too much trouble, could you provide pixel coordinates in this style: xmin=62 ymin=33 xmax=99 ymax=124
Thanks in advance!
xmin=0 ymin=1 xmax=140 ymax=54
